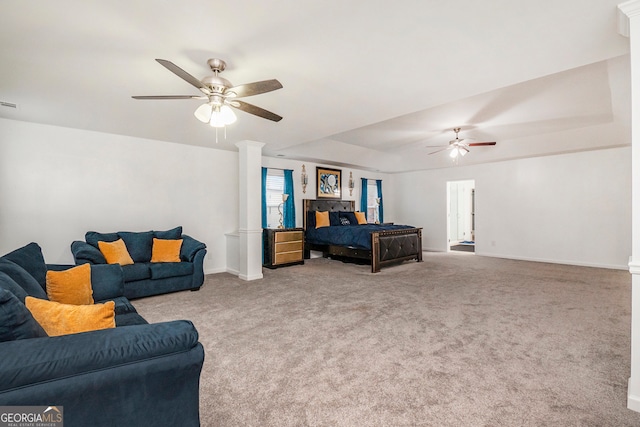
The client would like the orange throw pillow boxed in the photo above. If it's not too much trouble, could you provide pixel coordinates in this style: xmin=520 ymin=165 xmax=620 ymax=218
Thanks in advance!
xmin=315 ymin=211 xmax=330 ymax=228
xmin=151 ymin=238 xmax=183 ymax=263
xmin=354 ymin=211 xmax=367 ymax=225
xmin=25 ymin=297 xmax=115 ymax=337
xmin=46 ymin=263 xmax=94 ymax=305
xmin=98 ymin=239 xmax=134 ymax=265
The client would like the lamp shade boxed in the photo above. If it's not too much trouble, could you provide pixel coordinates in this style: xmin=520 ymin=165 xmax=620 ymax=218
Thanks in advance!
xmin=194 ymin=103 xmax=213 ymax=123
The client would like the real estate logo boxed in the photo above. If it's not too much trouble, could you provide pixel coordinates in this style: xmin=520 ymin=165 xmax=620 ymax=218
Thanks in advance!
xmin=0 ymin=406 xmax=63 ymax=427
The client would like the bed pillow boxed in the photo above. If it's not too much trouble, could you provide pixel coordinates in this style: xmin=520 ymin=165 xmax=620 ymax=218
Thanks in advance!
xmin=355 ymin=211 xmax=368 ymax=224
xmin=25 ymin=297 xmax=115 ymax=337
xmin=307 ymin=211 xmax=316 ymax=229
xmin=315 ymin=211 xmax=330 ymax=228
xmin=329 ymin=211 xmax=341 ymax=226
xmin=46 ymin=264 xmax=94 ymax=305
xmin=339 ymin=211 xmax=358 ymax=226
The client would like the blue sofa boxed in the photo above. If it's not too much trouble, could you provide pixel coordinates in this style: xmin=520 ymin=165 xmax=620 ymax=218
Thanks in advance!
xmin=0 ymin=242 xmax=204 ymax=427
xmin=71 ymin=226 xmax=206 ymax=299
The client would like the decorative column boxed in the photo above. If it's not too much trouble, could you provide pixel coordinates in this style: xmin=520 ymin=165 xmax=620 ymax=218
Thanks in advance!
xmin=619 ymin=0 xmax=640 ymax=412
xmin=235 ymin=140 xmax=265 ymax=281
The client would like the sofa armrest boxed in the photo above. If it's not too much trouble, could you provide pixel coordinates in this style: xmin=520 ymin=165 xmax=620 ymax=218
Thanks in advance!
xmin=71 ymin=240 xmax=106 ymax=265
xmin=181 ymin=235 xmax=207 ymax=262
xmin=46 ymin=263 xmax=124 ymax=301
xmin=0 ymin=320 xmax=200 ymax=393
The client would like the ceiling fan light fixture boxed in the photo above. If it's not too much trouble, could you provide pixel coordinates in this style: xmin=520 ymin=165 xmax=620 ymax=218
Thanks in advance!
xmin=449 ymin=148 xmax=459 ymax=159
xmin=220 ymin=105 xmax=237 ymax=125
xmin=194 ymin=103 xmax=213 ymax=123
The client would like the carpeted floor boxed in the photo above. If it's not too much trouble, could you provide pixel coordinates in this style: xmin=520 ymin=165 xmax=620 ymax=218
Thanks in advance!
xmin=133 ymin=252 xmax=640 ymax=426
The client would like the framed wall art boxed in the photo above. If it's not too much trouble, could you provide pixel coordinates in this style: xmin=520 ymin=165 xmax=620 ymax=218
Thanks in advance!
xmin=316 ymin=167 xmax=342 ymax=200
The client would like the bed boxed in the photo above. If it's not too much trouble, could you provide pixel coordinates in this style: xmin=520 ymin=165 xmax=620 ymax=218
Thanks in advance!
xmin=303 ymin=199 xmax=423 ymax=273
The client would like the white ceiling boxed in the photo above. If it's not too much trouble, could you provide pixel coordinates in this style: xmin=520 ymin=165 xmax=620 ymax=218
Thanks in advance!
xmin=0 ymin=0 xmax=631 ymax=172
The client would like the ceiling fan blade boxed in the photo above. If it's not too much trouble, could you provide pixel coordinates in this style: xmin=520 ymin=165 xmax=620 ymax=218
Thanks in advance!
xmin=468 ymin=142 xmax=496 ymax=146
xmin=232 ymin=100 xmax=282 ymax=122
xmin=428 ymin=146 xmax=452 ymax=155
xmin=155 ymin=59 xmax=209 ymax=92
xmin=132 ymin=95 xmax=206 ymax=100
xmin=226 ymin=79 xmax=283 ymax=98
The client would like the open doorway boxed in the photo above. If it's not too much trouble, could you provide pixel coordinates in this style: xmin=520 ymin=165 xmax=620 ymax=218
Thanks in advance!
xmin=447 ymin=180 xmax=475 ymax=253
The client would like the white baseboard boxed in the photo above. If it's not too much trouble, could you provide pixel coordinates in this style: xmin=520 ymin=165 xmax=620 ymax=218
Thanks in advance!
xmin=204 ymin=267 xmax=228 ymax=275
xmin=238 ymin=273 xmax=263 ymax=281
xmin=477 ymin=252 xmax=628 ymax=271
xmin=628 ymin=381 xmax=640 ymax=413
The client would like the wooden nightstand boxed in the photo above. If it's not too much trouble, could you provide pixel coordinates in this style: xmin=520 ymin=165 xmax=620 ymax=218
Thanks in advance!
xmin=263 ymin=228 xmax=305 ymax=268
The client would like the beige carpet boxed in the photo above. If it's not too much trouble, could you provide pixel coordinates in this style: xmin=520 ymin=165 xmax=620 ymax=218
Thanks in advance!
xmin=133 ymin=252 xmax=640 ymax=426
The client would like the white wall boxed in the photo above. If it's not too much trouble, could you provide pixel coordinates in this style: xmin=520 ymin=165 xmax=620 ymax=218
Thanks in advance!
xmin=393 ymin=146 xmax=631 ymax=269
xmin=0 ymin=118 xmax=238 ymax=273
xmin=261 ymin=156 xmax=393 ymax=228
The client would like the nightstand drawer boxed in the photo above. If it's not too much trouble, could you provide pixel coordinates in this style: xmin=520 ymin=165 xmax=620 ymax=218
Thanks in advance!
xmin=276 ymin=241 xmax=302 ymax=253
xmin=275 ymin=250 xmax=303 ymax=264
xmin=274 ymin=231 xmax=303 ymax=243
xmin=263 ymin=228 xmax=305 ymax=269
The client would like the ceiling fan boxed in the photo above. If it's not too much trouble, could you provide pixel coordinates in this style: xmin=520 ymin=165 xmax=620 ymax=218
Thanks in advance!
xmin=132 ymin=58 xmax=283 ymax=129
xmin=427 ymin=128 xmax=496 ymax=159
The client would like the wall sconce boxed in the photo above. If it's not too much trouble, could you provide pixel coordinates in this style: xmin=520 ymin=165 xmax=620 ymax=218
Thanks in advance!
xmin=348 ymin=172 xmax=354 ymax=196
xmin=278 ymin=193 xmax=289 ymax=229
xmin=301 ymin=165 xmax=308 ymax=194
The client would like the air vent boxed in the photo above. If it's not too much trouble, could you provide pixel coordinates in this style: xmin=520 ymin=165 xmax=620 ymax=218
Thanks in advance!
xmin=0 ymin=101 xmax=17 ymax=109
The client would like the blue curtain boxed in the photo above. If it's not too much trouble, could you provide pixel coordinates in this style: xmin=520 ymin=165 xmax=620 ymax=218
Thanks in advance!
xmin=261 ymin=167 xmax=268 ymax=228
xmin=360 ymin=178 xmax=368 ymax=218
xmin=283 ymin=169 xmax=296 ymax=228
xmin=376 ymin=179 xmax=384 ymax=223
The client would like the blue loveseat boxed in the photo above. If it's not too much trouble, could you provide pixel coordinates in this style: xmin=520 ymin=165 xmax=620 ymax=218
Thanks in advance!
xmin=71 ymin=226 xmax=206 ymax=299
xmin=0 ymin=242 xmax=204 ymax=427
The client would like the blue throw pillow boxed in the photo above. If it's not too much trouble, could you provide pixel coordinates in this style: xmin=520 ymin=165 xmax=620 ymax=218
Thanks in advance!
xmin=118 ymin=231 xmax=154 ymax=263
xmin=329 ymin=212 xmax=340 ymax=226
xmin=154 ymin=227 xmax=183 ymax=240
xmin=306 ymin=211 xmax=316 ymax=229
xmin=85 ymin=231 xmax=119 ymax=249
xmin=0 ymin=288 xmax=48 ymax=341
xmin=339 ymin=212 xmax=358 ymax=226
xmin=1 ymin=242 xmax=47 ymax=289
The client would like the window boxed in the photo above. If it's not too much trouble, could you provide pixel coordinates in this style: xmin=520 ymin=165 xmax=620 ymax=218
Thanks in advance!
xmin=265 ymin=169 xmax=284 ymax=228
xmin=366 ymin=180 xmax=379 ymax=223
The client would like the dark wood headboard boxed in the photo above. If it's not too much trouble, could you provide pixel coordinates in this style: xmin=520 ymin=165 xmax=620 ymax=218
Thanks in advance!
xmin=303 ymin=199 xmax=355 ymax=230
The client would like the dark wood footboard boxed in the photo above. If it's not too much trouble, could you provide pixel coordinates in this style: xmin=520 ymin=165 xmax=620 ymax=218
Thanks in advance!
xmin=371 ymin=227 xmax=422 ymax=273
xmin=303 ymin=199 xmax=423 ymax=273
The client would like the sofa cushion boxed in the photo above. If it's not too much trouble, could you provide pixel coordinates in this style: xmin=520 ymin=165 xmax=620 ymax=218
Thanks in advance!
xmin=0 ymin=289 xmax=48 ymax=342
xmin=71 ymin=241 xmax=107 ymax=264
xmin=1 ymin=242 xmax=47 ymax=290
xmin=85 ymin=231 xmax=119 ymax=249
xmin=0 ymin=259 xmax=48 ymax=300
xmin=0 ymin=320 xmax=198 ymax=392
xmin=118 ymin=231 xmax=154 ymax=263
xmin=151 ymin=238 xmax=183 ymax=263
xmin=25 ymin=297 xmax=116 ymax=337
xmin=154 ymin=226 xmax=183 ymax=240
xmin=0 ymin=272 xmax=29 ymax=303
xmin=149 ymin=262 xmax=194 ymax=280
xmin=121 ymin=263 xmax=152 ymax=282
xmin=46 ymin=264 xmax=94 ymax=305
xmin=98 ymin=239 xmax=134 ymax=266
